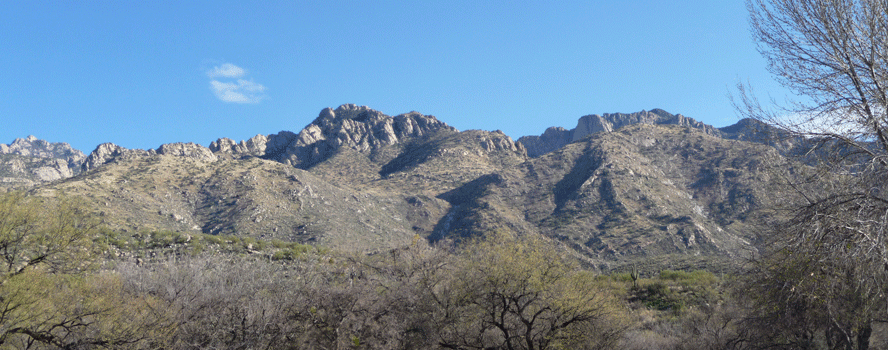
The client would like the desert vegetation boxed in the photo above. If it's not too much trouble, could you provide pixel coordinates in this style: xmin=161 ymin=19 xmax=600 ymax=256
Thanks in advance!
xmin=5 ymin=0 xmax=888 ymax=349
xmin=1 ymin=188 xmax=886 ymax=349
xmin=0 ymin=191 xmax=756 ymax=349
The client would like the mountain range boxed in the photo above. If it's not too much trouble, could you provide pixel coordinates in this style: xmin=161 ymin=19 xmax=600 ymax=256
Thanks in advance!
xmin=3 ymin=104 xmax=803 ymax=271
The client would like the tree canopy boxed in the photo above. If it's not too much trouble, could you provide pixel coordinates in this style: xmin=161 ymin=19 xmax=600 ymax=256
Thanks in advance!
xmin=738 ymin=0 xmax=888 ymax=348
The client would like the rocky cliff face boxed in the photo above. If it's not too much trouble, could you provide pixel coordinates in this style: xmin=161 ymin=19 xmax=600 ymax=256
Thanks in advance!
xmin=0 ymin=135 xmax=86 ymax=164
xmin=0 ymin=155 xmax=75 ymax=187
xmin=82 ymin=143 xmax=155 ymax=172
xmin=519 ymin=109 xmax=720 ymax=157
xmin=0 ymin=136 xmax=87 ymax=187
xmin=209 ymin=135 xmax=268 ymax=158
xmin=261 ymin=104 xmax=458 ymax=168
xmin=76 ymin=104 xmax=490 ymax=174
xmin=515 ymin=127 xmax=571 ymax=158
xmin=83 ymin=142 xmax=234 ymax=172
xmin=156 ymin=142 xmax=217 ymax=162
xmin=34 ymin=104 xmax=531 ymax=253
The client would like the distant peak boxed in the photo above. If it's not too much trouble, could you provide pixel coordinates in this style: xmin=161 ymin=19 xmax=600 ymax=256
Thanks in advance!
xmin=519 ymin=109 xmax=719 ymax=157
xmin=312 ymin=104 xmax=388 ymax=125
xmin=0 ymin=135 xmax=85 ymax=164
xmin=334 ymin=103 xmax=371 ymax=113
xmin=647 ymin=108 xmax=675 ymax=118
xmin=262 ymin=104 xmax=457 ymax=169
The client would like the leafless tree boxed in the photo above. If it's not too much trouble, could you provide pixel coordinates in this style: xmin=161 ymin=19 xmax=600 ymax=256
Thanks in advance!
xmin=117 ymin=254 xmax=300 ymax=350
xmin=736 ymin=0 xmax=888 ymax=348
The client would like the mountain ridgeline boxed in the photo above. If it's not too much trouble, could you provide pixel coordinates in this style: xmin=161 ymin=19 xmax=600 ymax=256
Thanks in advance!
xmin=5 ymin=104 xmax=803 ymax=270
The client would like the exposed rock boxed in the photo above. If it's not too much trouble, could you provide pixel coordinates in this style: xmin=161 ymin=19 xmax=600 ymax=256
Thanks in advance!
xmin=83 ymin=142 xmax=225 ymax=172
xmin=82 ymin=143 xmax=154 ymax=172
xmin=209 ymin=134 xmax=268 ymax=157
xmin=265 ymin=104 xmax=457 ymax=168
xmin=209 ymin=138 xmax=237 ymax=153
xmin=0 ymin=136 xmax=88 ymax=187
xmin=519 ymin=109 xmax=720 ymax=157
xmin=0 ymin=154 xmax=77 ymax=189
xmin=156 ymin=142 xmax=217 ymax=162
xmin=0 ymin=135 xmax=86 ymax=170
xmin=32 ymin=158 xmax=75 ymax=182
xmin=444 ymin=123 xmax=792 ymax=270
xmin=718 ymin=117 xmax=809 ymax=155
xmin=476 ymin=130 xmax=526 ymax=154
xmin=517 ymin=127 xmax=571 ymax=157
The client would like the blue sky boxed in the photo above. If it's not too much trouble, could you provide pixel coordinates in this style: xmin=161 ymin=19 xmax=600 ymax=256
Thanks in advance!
xmin=1 ymin=1 xmax=792 ymax=152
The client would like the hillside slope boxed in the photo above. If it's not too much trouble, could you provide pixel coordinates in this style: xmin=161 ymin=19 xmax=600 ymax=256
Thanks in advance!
xmin=437 ymin=124 xmax=792 ymax=270
xmin=18 ymin=105 xmax=807 ymax=270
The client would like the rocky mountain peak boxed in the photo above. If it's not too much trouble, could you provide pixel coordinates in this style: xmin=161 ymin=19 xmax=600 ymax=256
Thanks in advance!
xmin=156 ymin=142 xmax=217 ymax=162
xmin=263 ymin=104 xmax=457 ymax=168
xmin=82 ymin=143 xmax=154 ymax=172
xmin=571 ymin=109 xmax=719 ymax=141
xmin=519 ymin=109 xmax=721 ymax=157
xmin=83 ymin=142 xmax=223 ymax=172
xmin=209 ymin=135 xmax=268 ymax=158
xmin=317 ymin=104 xmax=388 ymax=124
xmin=0 ymin=136 xmax=87 ymax=186
xmin=0 ymin=136 xmax=86 ymax=164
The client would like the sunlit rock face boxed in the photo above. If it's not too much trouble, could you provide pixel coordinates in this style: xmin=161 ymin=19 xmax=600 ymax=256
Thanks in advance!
xmin=519 ymin=109 xmax=718 ymax=157
xmin=263 ymin=104 xmax=457 ymax=168
xmin=0 ymin=135 xmax=86 ymax=170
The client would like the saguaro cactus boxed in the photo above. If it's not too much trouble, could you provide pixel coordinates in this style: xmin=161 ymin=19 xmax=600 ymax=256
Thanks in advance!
xmin=630 ymin=265 xmax=639 ymax=290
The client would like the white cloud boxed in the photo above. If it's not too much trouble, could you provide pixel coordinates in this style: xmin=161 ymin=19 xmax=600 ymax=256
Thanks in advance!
xmin=210 ymin=79 xmax=267 ymax=104
xmin=206 ymin=62 xmax=267 ymax=103
xmin=207 ymin=63 xmax=246 ymax=78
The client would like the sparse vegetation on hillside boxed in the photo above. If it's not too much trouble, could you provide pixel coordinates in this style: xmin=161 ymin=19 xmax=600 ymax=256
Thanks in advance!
xmin=2 ymin=189 xmax=887 ymax=349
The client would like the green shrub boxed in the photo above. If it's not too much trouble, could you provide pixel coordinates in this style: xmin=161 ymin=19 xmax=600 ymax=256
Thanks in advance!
xmin=608 ymin=272 xmax=634 ymax=283
xmin=658 ymin=270 xmax=717 ymax=285
xmin=639 ymin=281 xmax=684 ymax=312
xmin=205 ymin=235 xmax=223 ymax=245
xmin=271 ymin=239 xmax=288 ymax=249
xmin=173 ymin=233 xmax=189 ymax=244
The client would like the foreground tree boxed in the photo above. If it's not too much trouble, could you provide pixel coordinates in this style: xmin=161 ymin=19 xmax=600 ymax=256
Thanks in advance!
xmin=0 ymin=192 xmax=165 ymax=349
xmin=737 ymin=0 xmax=888 ymax=348
xmin=436 ymin=231 xmax=626 ymax=350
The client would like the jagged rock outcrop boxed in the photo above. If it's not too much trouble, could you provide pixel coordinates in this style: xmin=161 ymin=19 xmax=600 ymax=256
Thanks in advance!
xmin=209 ymin=135 xmax=268 ymax=157
xmin=263 ymin=104 xmax=457 ymax=168
xmin=156 ymin=142 xmax=217 ymax=162
xmin=30 ymin=159 xmax=75 ymax=182
xmin=519 ymin=109 xmax=719 ymax=157
xmin=572 ymin=109 xmax=718 ymax=140
xmin=0 ymin=136 xmax=87 ymax=187
xmin=83 ymin=142 xmax=220 ymax=172
xmin=82 ymin=143 xmax=155 ymax=172
xmin=478 ymin=130 xmax=526 ymax=154
xmin=0 ymin=135 xmax=86 ymax=170
xmin=718 ymin=118 xmax=810 ymax=154
xmin=515 ymin=127 xmax=571 ymax=158
xmin=0 ymin=156 xmax=75 ymax=187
